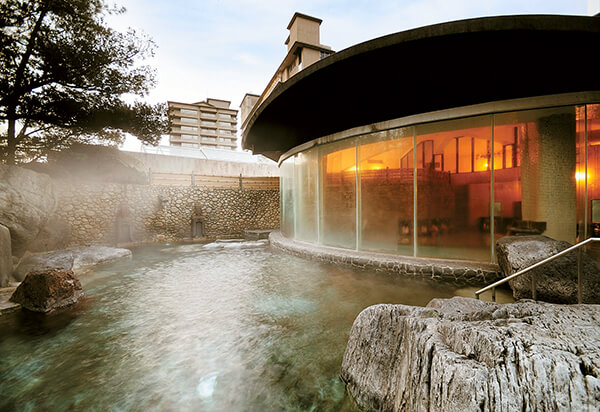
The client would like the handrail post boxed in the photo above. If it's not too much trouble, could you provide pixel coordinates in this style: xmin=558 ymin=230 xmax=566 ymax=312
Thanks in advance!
xmin=531 ymin=273 xmax=537 ymax=300
xmin=577 ymin=247 xmax=582 ymax=304
xmin=491 ymin=287 xmax=496 ymax=302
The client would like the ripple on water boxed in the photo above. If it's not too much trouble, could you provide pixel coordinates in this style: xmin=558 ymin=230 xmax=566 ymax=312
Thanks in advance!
xmin=254 ymin=295 xmax=318 ymax=318
xmin=0 ymin=241 xmax=507 ymax=411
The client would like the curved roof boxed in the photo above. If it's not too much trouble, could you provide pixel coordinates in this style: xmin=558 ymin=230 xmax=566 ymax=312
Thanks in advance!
xmin=242 ymin=15 xmax=600 ymax=161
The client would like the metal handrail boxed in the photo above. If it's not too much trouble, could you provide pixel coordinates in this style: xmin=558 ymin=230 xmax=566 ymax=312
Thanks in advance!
xmin=475 ymin=237 xmax=600 ymax=304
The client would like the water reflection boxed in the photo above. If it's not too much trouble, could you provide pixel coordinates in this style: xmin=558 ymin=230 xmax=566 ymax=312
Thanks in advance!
xmin=0 ymin=242 xmax=511 ymax=411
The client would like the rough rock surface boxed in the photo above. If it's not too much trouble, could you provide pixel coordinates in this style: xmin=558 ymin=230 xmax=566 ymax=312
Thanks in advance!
xmin=0 ymin=224 xmax=12 ymax=287
xmin=341 ymin=297 xmax=600 ymax=412
xmin=9 ymin=269 xmax=84 ymax=312
xmin=14 ymin=246 xmax=132 ymax=281
xmin=26 ymin=215 xmax=71 ymax=254
xmin=0 ymin=165 xmax=57 ymax=256
xmin=70 ymin=246 xmax=132 ymax=270
xmin=496 ymin=235 xmax=600 ymax=303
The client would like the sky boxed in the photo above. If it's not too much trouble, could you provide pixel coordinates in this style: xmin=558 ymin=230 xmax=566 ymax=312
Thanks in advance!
xmin=110 ymin=0 xmax=593 ymax=150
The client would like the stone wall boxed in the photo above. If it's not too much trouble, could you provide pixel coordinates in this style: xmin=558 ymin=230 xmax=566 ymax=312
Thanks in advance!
xmin=55 ymin=183 xmax=280 ymax=246
xmin=0 ymin=164 xmax=279 ymax=257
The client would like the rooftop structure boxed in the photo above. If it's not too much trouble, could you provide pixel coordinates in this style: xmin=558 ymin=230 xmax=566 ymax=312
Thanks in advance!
xmin=168 ymin=99 xmax=238 ymax=151
xmin=240 ymin=12 xmax=334 ymax=136
xmin=240 ymin=93 xmax=260 ymax=128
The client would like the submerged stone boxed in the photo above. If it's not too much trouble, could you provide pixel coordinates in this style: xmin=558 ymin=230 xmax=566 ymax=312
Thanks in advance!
xmin=10 ymin=269 xmax=84 ymax=313
xmin=341 ymin=297 xmax=600 ymax=411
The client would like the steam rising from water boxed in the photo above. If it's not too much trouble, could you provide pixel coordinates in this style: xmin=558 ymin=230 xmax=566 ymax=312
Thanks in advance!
xmin=0 ymin=241 xmax=511 ymax=410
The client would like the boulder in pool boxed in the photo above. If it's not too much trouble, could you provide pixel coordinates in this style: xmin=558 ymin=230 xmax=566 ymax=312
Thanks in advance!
xmin=496 ymin=235 xmax=600 ymax=303
xmin=10 ymin=268 xmax=84 ymax=312
xmin=341 ymin=297 xmax=600 ymax=411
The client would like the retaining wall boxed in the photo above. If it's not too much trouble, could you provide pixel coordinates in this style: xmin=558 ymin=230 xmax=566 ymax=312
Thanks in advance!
xmin=56 ymin=183 xmax=280 ymax=246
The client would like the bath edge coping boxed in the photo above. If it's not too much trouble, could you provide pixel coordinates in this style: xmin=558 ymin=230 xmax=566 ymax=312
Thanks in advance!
xmin=269 ymin=231 xmax=502 ymax=286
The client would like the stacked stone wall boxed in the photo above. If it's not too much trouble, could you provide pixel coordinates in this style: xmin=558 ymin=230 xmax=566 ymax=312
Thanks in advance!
xmin=55 ymin=183 xmax=280 ymax=246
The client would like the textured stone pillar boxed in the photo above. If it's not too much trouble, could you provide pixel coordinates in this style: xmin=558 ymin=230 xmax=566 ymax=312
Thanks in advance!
xmin=521 ymin=112 xmax=576 ymax=243
xmin=0 ymin=224 xmax=12 ymax=287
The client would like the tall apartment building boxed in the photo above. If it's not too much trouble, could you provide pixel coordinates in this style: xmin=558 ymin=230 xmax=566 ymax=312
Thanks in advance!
xmin=240 ymin=13 xmax=333 ymax=130
xmin=169 ymin=98 xmax=238 ymax=150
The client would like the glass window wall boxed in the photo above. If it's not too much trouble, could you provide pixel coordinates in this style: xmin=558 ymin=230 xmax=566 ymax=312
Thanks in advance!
xmin=359 ymin=128 xmax=414 ymax=254
xmin=280 ymin=157 xmax=295 ymax=238
xmin=585 ymin=105 xmax=600 ymax=245
xmin=494 ymin=107 xmax=577 ymax=245
xmin=294 ymin=149 xmax=319 ymax=242
xmin=416 ymin=116 xmax=492 ymax=261
xmin=279 ymin=103 xmax=598 ymax=263
xmin=320 ymin=139 xmax=357 ymax=249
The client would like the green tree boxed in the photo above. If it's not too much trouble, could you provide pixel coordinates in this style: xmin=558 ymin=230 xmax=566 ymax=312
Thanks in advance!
xmin=0 ymin=0 xmax=168 ymax=165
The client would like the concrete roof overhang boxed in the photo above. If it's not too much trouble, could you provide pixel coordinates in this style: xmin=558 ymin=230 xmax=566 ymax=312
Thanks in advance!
xmin=242 ymin=15 xmax=600 ymax=161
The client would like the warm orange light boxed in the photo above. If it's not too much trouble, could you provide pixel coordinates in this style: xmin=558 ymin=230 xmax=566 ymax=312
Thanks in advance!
xmin=576 ymin=171 xmax=587 ymax=182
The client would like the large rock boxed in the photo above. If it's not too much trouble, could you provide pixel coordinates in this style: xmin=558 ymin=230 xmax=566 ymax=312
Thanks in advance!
xmin=13 ymin=246 xmax=132 ymax=281
xmin=341 ymin=297 xmax=600 ymax=411
xmin=0 ymin=165 xmax=57 ymax=256
xmin=27 ymin=215 xmax=71 ymax=254
xmin=9 ymin=269 xmax=84 ymax=312
xmin=496 ymin=235 xmax=600 ymax=303
xmin=0 ymin=224 xmax=12 ymax=287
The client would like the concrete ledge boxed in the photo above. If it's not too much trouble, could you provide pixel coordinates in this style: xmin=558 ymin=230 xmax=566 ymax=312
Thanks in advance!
xmin=269 ymin=231 xmax=501 ymax=286
xmin=245 ymin=229 xmax=273 ymax=240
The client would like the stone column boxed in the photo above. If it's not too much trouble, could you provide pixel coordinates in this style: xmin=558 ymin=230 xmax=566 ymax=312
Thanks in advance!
xmin=521 ymin=112 xmax=577 ymax=243
xmin=0 ymin=224 xmax=12 ymax=287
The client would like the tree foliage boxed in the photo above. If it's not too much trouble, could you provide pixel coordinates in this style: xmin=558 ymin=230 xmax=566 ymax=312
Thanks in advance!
xmin=0 ymin=0 xmax=168 ymax=164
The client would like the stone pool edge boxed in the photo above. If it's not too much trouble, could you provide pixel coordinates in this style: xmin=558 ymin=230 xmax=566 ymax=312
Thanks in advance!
xmin=269 ymin=231 xmax=502 ymax=286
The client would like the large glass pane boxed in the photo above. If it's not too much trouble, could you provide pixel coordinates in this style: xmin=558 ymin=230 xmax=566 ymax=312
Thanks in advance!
xmin=586 ymin=104 xmax=600 ymax=240
xmin=494 ymin=106 xmax=577 ymax=245
xmin=359 ymin=127 xmax=414 ymax=254
xmin=416 ymin=116 xmax=492 ymax=261
xmin=576 ymin=106 xmax=587 ymax=242
xmin=280 ymin=157 xmax=295 ymax=238
xmin=294 ymin=148 xmax=318 ymax=242
xmin=320 ymin=139 xmax=356 ymax=249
